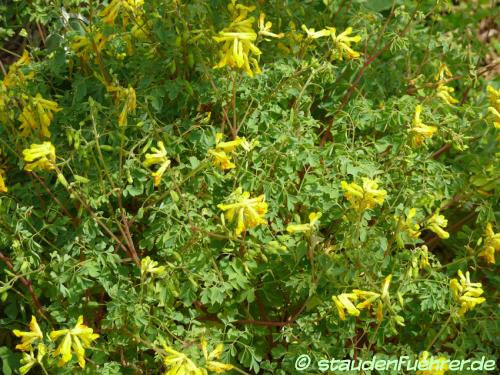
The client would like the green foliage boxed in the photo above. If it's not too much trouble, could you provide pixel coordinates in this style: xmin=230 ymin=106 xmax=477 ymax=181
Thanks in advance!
xmin=0 ymin=0 xmax=499 ymax=374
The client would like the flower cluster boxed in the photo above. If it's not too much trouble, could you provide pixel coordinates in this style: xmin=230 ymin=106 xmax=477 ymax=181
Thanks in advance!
xmin=218 ymin=187 xmax=267 ymax=237
xmin=141 ymin=255 xmax=166 ymax=276
xmin=410 ymin=104 xmax=437 ymax=146
xmin=22 ymin=142 xmax=56 ymax=172
xmin=434 ymin=63 xmax=458 ymax=105
xmin=161 ymin=338 xmax=234 ymax=375
xmin=302 ymin=25 xmax=361 ymax=60
xmin=0 ymin=168 xmax=7 ymax=193
xmin=394 ymin=207 xmax=421 ymax=247
xmin=449 ymin=270 xmax=485 ymax=315
xmin=208 ymin=133 xmax=245 ymax=170
xmin=486 ymin=85 xmax=500 ymax=129
xmin=18 ymin=94 xmax=61 ymax=137
xmin=287 ymin=211 xmax=322 ymax=234
xmin=99 ymin=0 xmax=144 ymax=25
xmin=12 ymin=315 xmax=99 ymax=372
xmin=425 ymin=211 xmax=450 ymax=239
xmin=340 ymin=177 xmax=387 ymax=211
xmin=143 ymin=141 xmax=171 ymax=186
xmin=478 ymin=223 xmax=499 ymax=264
xmin=332 ymin=275 xmax=403 ymax=325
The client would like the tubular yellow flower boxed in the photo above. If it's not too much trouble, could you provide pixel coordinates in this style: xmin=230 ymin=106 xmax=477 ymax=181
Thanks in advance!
xmin=215 ymin=134 xmax=245 ymax=153
xmin=19 ymin=344 xmax=46 ymax=375
xmin=0 ymin=169 xmax=7 ymax=193
xmin=395 ymin=208 xmax=421 ymax=245
xmin=19 ymin=94 xmax=62 ymax=138
xmin=478 ymin=223 xmax=500 ymax=264
xmin=332 ymin=296 xmax=346 ymax=320
xmin=437 ymin=85 xmax=459 ymax=105
xmin=381 ymin=274 xmax=392 ymax=300
xmin=99 ymin=0 xmax=144 ymax=25
xmin=71 ymin=31 xmax=107 ymax=62
xmin=486 ymin=85 xmax=500 ymax=129
xmin=419 ymin=245 xmax=430 ymax=269
xmin=353 ymin=290 xmax=380 ymax=310
xmin=118 ymin=86 xmax=136 ymax=127
xmin=144 ymin=141 xmax=171 ymax=186
xmin=22 ymin=142 xmax=56 ymax=172
xmin=209 ymin=149 xmax=236 ymax=170
xmin=213 ymin=2 xmax=261 ymax=77
xmin=341 ymin=178 xmax=387 ymax=211
xmin=12 ymin=316 xmax=43 ymax=352
xmin=449 ymin=270 xmax=485 ymax=315
xmin=258 ymin=13 xmax=284 ymax=39
xmin=162 ymin=342 xmax=203 ymax=375
xmin=425 ymin=211 xmax=449 ymax=239
xmin=337 ymin=293 xmax=360 ymax=317
xmin=218 ymin=187 xmax=267 ymax=237
xmin=411 ymin=104 xmax=437 ymax=146
xmin=3 ymin=50 xmax=34 ymax=89
xmin=326 ymin=26 xmax=361 ymax=60
xmin=201 ymin=338 xmax=234 ymax=373
xmin=141 ymin=256 xmax=166 ymax=276
xmin=50 ymin=316 xmax=99 ymax=368
xmin=301 ymin=25 xmax=361 ymax=60
xmin=287 ymin=211 xmax=322 ymax=234
xmin=434 ymin=63 xmax=453 ymax=82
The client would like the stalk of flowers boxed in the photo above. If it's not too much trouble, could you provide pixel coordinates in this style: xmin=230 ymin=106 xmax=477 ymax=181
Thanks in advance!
xmin=18 ymin=94 xmax=62 ymax=138
xmin=410 ymin=104 xmax=437 ymax=146
xmin=340 ymin=177 xmax=387 ymax=211
xmin=22 ymin=142 xmax=57 ymax=172
xmin=11 ymin=316 xmax=47 ymax=375
xmin=434 ymin=63 xmax=458 ymax=105
xmin=218 ymin=187 xmax=267 ymax=237
xmin=143 ymin=141 xmax=171 ymax=186
xmin=449 ymin=270 xmax=486 ymax=316
xmin=105 ymin=84 xmax=137 ymax=127
xmin=301 ymin=25 xmax=361 ymax=60
xmin=478 ymin=223 xmax=500 ymax=264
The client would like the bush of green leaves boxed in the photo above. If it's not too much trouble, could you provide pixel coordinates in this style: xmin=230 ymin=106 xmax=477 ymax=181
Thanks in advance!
xmin=0 ymin=0 xmax=498 ymax=374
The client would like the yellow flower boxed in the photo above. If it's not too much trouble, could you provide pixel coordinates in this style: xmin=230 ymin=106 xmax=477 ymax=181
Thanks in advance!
xmin=478 ymin=223 xmax=500 ymax=264
xmin=118 ymin=86 xmax=136 ymax=127
xmin=334 ymin=293 xmax=360 ymax=318
xmin=209 ymin=149 xmax=236 ymax=170
xmin=340 ymin=178 xmax=387 ymax=211
xmin=258 ymin=13 xmax=284 ymax=39
xmin=411 ymin=104 xmax=437 ymax=146
xmin=22 ymin=142 xmax=56 ymax=172
xmin=3 ymin=50 xmax=34 ymax=89
xmin=449 ymin=270 xmax=485 ymax=315
xmin=425 ymin=211 xmax=449 ymax=239
xmin=434 ymin=63 xmax=453 ymax=82
xmin=419 ymin=245 xmax=430 ymax=269
xmin=381 ymin=274 xmax=392 ymax=300
xmin=0 ymin=169 xmax=7 ymax=193
xmin=201 ymin=338 xmax=234 ymax=373
xmin=301 ymin=25 xmax=330 ymax=39
xmin=19 ymin=94 xmax=62 ymax=138
xmin=213 ymin=2 xmax=262 ymax=77
xmin=12 ymin=316 xmax=43 ymax=352
xmin=144 ymin=141 xmax=171 ymax=186
xmin=436 ymin=85 xmax=459 ymax=105
xmin=162 ymin=342 xmax=203 ymax=375
xmin=301 ymin=25 xmax=361 ymax=60
xmin=486 ymin=85 xmax=500 ymax=129
xmin=286 ymin=212 xmax=322 ymax=234
xmin=326 ymin=26 xmax=361 ymax=60
xmin=208 ymin=133 xmax=245 ymax=170
xmin=395 ymin=208 xmax=421 ymax=245
xmin=18 ymin=343 xmax=46 ymax=375
xmin=70 ymin=31 xmax=107 ymax=62
xmin=99 ymin=0 xmax=144 ymax=25
xmin=416 ymin=351 xmax=449 ymax=375
xmin=141 ymin=256 xmax=166 ymax=276
xmin=353 ymin=289 xmax=381 ymax=310
xmin=218 ymin=187 xmax=267 ymax=237
xmin=50 ymin=316 xmax=99 ymax=368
